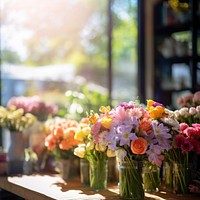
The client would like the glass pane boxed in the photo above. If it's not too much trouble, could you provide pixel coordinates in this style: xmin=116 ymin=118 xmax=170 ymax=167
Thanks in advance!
xmin=112 ymin=0 xmax=138 ymax=105
xmin=1 ymin=0 xmax=138 ymax=113
xmin=1 ymin=0 xmax=109 ymax=117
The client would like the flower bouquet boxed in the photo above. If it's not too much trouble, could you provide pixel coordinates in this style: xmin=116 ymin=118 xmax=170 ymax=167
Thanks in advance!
xmin=101 ymin=100 xmax=175 ymax=199
xmin=177 ymin=91 xmax=200 ymax=108
xmin=74 ymin=110 xmax=116 ymax=191
xmin=0 ymin=105 xmax=36 ymax=132
xmin=44 ymin=117 xmax=80 ymax=179
xmin=0 ymin=105 xmax=37 ymax=174
xmin=166 ymin=122 xmax=200 ymax=194
xmin=169 ymin=91 xmax=200 ymax=194
xmin=7 ymin=95 xmax=58 ymax=121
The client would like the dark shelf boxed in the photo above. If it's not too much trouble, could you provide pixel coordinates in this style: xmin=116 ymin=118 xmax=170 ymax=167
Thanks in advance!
xmin=153 ymin=0 xmax=199 ymax=109
xmin=155 ymin=21 xmax=191 ymax=35
xmin=161 ymin=88 xmax=192 ymax=93
xmin=158 ymin=55 xmax=200 ymax=64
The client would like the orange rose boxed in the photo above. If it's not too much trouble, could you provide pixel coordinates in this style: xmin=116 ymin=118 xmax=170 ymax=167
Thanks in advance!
xmin=131 ymin=137 xmax=147 ymax=154
xmin=139 ymin=118 xmax=152 ymax=134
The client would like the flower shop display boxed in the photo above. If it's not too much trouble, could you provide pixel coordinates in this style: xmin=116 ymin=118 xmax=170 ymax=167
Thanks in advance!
xmin=105 ymin=99 xmax=180 ymax=199
xmin=6 ymin=96 xmax=59 ymax=172
xmin=74 ymin=114 xmax=116 ymax=191
xmin=177 ymin=91 xmax=200 ymax=108
xmin=44 ymin=117 xmax=79 ymax=180
xmin=0 ymin=105 xmax=36 ymax=175
xmin=168 ymin=91 xmax=200 ymax=194
xmin=166 ymin=122 xmax=200 ymax=194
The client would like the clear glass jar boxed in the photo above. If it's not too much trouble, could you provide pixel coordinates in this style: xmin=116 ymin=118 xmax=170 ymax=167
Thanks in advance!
xmin=80 ymin=158 xmax=90 ymax=186
xmin=142 ymin=161 xmax=161 ymax=192
xmin=89 ymin=157 xmax=108 ymax=191
xmin=118 ymin=159 xmax=144 ymax=200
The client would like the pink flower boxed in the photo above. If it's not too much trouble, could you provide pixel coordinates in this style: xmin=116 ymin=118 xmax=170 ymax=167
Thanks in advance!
xmin=91 ymin=122 xmax=101 ymax=143
xmin=179 ymin=123 xmax=189 ymax=132
xmin=183 ymin=127 xmax=196 ymax=138
xmin=110 ymin=106 xmax=129 ymax=125
xmin=193 ymin=91 xmax=200 ymax=103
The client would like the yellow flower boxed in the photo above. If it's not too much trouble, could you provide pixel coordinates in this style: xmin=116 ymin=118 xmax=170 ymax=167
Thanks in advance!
xmin=106 ymin=149 xmax=116 ymax=157
xmin=101 ymin=115 xmax=112 ymax=129
xmin=147 ymin=99 xmax=155 ymax=111
xmin=99 ymin=106 xmax=110 ymax=113
xmin=74 ymin=125 xmax=91 ymax=141
xmin=74 ymin=145 xmax=86 ymax=158
xmin=74 ymin=128 xmax=85 ymax=141
xmin=149 ymin=106 xmax=165 ymax=119
xmin=82 ymin=126 xmax=91 ymax=136
xmin=95 ymin=144 xmax=106 ymax=152
xmin=86 ymin=141 xmax=95 ymax=151
xmin=147 ymin=99 xmax=166 ymax=119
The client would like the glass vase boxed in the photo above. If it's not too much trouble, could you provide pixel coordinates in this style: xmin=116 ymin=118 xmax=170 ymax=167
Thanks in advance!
xmin=60 ymin=159 xmax=71 ymax=181
xmin=142 ymin=161 xmax=161 ymax=192
xmin=80 ymin=158 xmax=90 ymax=186
xmin=7 ymin=131 xmax=25 ymax=175
xmin=163 ymin=161 xmax=173 ymax=191
xmin=173 ymin=162 xmax=190 ymax=194
xmin=89 ymin=157 xmax=108 ymax=191
xmin=118 ymin=159 xmax=144 ymax=200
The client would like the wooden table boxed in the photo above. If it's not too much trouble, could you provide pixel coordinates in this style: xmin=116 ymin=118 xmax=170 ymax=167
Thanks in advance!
xmin=0 ymin=174 xmax=199 ymax=200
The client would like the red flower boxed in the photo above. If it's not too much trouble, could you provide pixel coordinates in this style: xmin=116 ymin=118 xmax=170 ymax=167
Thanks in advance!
xmin=175 ymin=134 xmax=185 ymax=148
xmin=180 ymin=138 xmax=193 ymax=153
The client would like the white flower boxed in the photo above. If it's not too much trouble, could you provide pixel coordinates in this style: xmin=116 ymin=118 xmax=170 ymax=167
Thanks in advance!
xmin=86 ymin=141 xmax=94 ymax=151
xmin=179 ymin=107 xmax=189 ymax=117
xmin=74 ymin=144 xmax=86 ymax=158
xmin=174 ymin=110 xmax=181 ymax=118
xmin=189 ymin=107 xmax=197 ymax=115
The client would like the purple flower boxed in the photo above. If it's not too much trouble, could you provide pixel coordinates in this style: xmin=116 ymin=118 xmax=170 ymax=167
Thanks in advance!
xmin=152 ymin=102 xmax=164 ymax=108
xmin=117 ymin=124 xmax=137 ymax=146
xmin=152 ymin=121 xmax=171 ymax=139
xmin=146 ymin=144 xmax=164 ymax=167
xmin=106 ymin=127 xmax=118 ymax=150
xmin=118 ymin=102 xmax=135 ymax=109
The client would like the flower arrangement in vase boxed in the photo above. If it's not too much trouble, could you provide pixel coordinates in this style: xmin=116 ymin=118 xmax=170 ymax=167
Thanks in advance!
xmin=73 ymin=111 xmax=116 ymax=191
xmin=7 ymin=95 xmax=59 ymax=172
xmin=0 ymin=105 xmax=37 ymax=174
xmin=44 ymin=117 xmax=80 ymax=180
xmin=167 ymin=91 xmax=200 ymax=194
xmin=102 ymin=99 xmax=178 ymax=199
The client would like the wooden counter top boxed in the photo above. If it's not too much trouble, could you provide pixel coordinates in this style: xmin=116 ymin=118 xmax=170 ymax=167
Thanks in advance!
xmin=0 ymin=174 xmax=199 ymax=200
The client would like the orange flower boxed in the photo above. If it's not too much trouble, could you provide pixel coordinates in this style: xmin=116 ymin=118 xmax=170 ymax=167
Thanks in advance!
xmin=138 ymin=118 xmax=152 ymax=134
xmin=45 ymin=134 xmax=56 ymax=151
xmin=51 ymin=124 xmax=64 ymax=139
xmin=45 ymin=118 xmax=80 ymax=153
xmin=89 ymin=113 xmax=99 ymax=124
xmin=131 ymin=137 xmax=147 ymax=154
